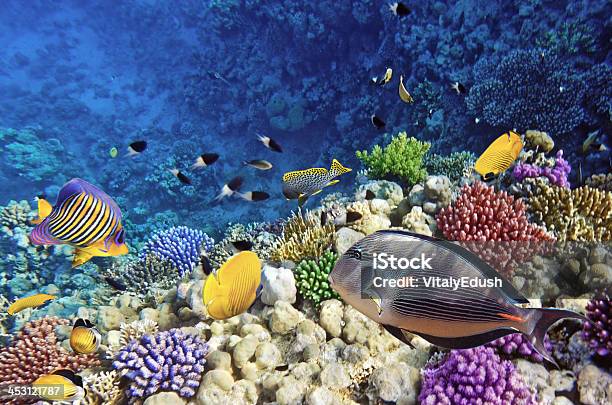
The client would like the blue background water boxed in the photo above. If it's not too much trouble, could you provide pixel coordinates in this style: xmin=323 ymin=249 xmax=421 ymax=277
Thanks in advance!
xmin=0 ymin=0 xmax=610 ymax=244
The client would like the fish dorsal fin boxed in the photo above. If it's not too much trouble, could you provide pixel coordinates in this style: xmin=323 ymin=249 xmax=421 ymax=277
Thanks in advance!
xmin=52 ymin=369 xmax=83 ymax=387
xmin=55 ymin=178 xmax=86 ymax=206
xmin=32 ymin=198 xmax=53 ymax=224
xmin=376 ymin=230 xmax=529 ymax=304
xmin=58 ymin=178 xmax=123 ymax=220
xmin=73 ymin=318 xmax=88 ymax=329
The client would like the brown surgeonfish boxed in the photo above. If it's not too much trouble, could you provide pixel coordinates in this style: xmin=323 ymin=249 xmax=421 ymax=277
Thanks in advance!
xmin=329 ymin=230 xmax=585 ymax=366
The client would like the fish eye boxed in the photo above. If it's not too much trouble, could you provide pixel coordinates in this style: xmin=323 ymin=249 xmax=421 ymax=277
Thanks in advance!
xmin=346 ymin=248 xmax=362 ymax=260
xmin=115 ymin=230 xmax=125 ymax=244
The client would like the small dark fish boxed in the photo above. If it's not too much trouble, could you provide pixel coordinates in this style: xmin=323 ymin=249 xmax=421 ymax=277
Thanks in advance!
xmin=371 ymin=114 xmax=386 ymax=129
xmin=201 ymin=256 xmax=213 ymax=275
xmin=232 ymin=240 xmax=254 ymax=252
xmin=192 ymin=153 xmax=219 ymax=169
xmin=169 ymin=169 xmax=192 ymax=185
xmin=275 ymin=364 xmax=289 ymax=371
xmin=330 ymin=230 xmax=586 ymax=366
xmin=215 ymin=176 xmax=244 ymax=201
xmin=345 ymin=211 xmax=363 ymax=223
xmin=239 ymin=191 xmax=270 ymax=201
xmin=105 ymin=276 xmax=126 ymax=291
xmin=389 ymin=2 xmax=410 ymax=17
xmin=126 ymin=140 xmax=147 ymax=156
xmin=257 ymin=134 xmax=283 ymax=153
xmin=365 ymin=189 xmax=376 ymax=200
xmin=321 ymin=211 xmax=328 ymax=226
xmin=451 ymin=81 xmax=467 ymax=95
xmin=208 ymin=70 xmax=231 ymax=86
xmin=244 ymin=160 xmax=273 ymax=170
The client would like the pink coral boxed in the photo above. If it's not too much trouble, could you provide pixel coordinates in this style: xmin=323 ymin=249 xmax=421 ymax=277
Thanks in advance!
xmin=0 ymin=317 xmax=100 ymax=389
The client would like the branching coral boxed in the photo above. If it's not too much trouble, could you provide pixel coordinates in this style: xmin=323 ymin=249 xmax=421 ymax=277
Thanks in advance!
xmin=582 ymin=293 xmax=610 ymax=358
xmin=112 ymin=328 xmax=208 ymax=399
xmin=585 ymin=173 xmax=612 ymax=192
xmin=106 ymin=319 xmax=159 ymax=357
xmin=295 ymin=250 xmax=340 ymax=307
xmin=528 ymin=185 xmax=612 ymax=241
xmin=0 ymin=317 xmax=100 ymax=386
xmin=207 ymin=222 xmax=280 ymax=269
xmin=513 ymin=150 xmax=571 ymax=188
xmin=270 ymin=210 xmax=335 ymax=263
xmin=81 ymin=370 xmax=124 ymax=405
xmin=487 ymin=333 xmax=551 ymax=363
xmin=140 ymin=226 xmax=214 ymax=277
xmin=423 ymin=151 xmax=475 ymax=184
xmin=467 ymin=49 xmax=586 ymax=135
xmin=356 ymin=132 xmax=430 ymax=186
xmin=419 ymin=347 xmax=535 ymax=404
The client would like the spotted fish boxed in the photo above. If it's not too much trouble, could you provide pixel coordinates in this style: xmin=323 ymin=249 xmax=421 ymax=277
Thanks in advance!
xmin=330 ymin=230 xmax=585 ymax=366
xmin=474 ymin=131 xmax=523 ymax=180
xmin=282 ymin=159 xmax=351 ymax=206
xmin=29 ymin=178 xmax=128 ymax=267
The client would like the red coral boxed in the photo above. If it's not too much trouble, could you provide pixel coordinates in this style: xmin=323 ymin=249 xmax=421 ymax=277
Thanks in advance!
xmin=436 ymin=182 xmax=553 ymax=275
xmin=0 ymin=317 xmax=100 ymax=403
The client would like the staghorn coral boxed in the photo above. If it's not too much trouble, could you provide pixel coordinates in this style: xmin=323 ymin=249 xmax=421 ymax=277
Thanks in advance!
xmin=582 ymin=293 xmax=610 ymax=358
xmin=80 ymin=370 xmax=124 ymax=405
xmin=585 ymin=173 xmax=612 ymax=192
xmin=356 ymin=132 xmax=430 ymax=186
xmin=295 ymin=250 xmax=340 ymax=308
xmin=0 ymin=317 xmax=100 ymax=387
xmin=513 ymin=149 xmax=571 ymax=188
xmin=270 ymin=210 xmax=335 ymax=263
xmin=418 ymin=347 xmax=535 ymax=404
xmin=112 ymin=328 xmax=208 ymax=399
xmin=528 ymin=185 xmax=612 ymax=241
xmin=423 ymin=151 xmax=476 ymax=184
xmin=140 ymin=226 xmax=214 ymax=277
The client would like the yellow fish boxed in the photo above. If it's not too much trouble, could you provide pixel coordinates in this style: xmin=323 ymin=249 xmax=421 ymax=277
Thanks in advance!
xmin=282 ymin=159 xmax=351 ymax=205
xmin=32 ymin=369 xmax=85 ymax=402
xmin=399 ymin=75 xmax=414 ymax=103
xmin=7 ymin=293 xmax=56 ymax=315
xmin=70 ymin=318 xmax=101 ymax=354
xmin=31 ymin=197 xmax=53 ymax=225
xmin=109 ymin=147 xmax=118 ymax=158
xmin=474 ymin=131 xmax=524 ymax=180
xmin=381 ymin=67 xmax=393 ymax=85
xmin=203 ymin=251 xmax=261 ymax=320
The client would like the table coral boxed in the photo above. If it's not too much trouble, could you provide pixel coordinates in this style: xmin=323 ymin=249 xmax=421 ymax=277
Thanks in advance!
xmin=140 ymin=226 xmax=214 ymax=277
xmin=270 ymin=210 xmax=335 ymax=263
xmin=295 ymin=250 xmax=340 ymax=308
xmin=528 ymin=185 xmax=611 ymax=241
xmin=356 ymin=132 xmax=430 ymax=187
xmin=0 ymin=317 xmax=100 ymax=386
xmin=112 ymin=328 xmax=208 ymax=399
xmin=418 ymin=347 xmax=535 ymax=404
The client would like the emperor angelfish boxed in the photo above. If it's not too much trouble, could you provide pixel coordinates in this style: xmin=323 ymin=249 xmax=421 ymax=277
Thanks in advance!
xmin=282 ymin=159 xmax=351 ymax=205
xmin=29 ymin=178 xmax=128 ymax=267
xmin=330 ymin=230 xmax=585 ymax=366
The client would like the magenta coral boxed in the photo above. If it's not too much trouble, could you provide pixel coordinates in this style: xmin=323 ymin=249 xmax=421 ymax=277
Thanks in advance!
xmin=0 ymin=317 xmax=100 ymax=388
xmin=487 ymin=333 xmax=552 ymax=362
xmin=437 ymin=181 xmax=552 ymax=241
xmin=419 ymin=347 xmax=535 ymax=404
xmin=512 ymin=150 xmax=571 ymax=188
xmin=582 ymin=293 xmax=611 ymax=358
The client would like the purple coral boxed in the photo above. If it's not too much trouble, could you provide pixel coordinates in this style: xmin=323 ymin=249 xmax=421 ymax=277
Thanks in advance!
xmin=112 ymin=329 xmax=209 ymax=399
xmin=419 ymin=347 xmax=535 ymax=405
xmin=512 ymin=150 xmax=571 ymax=188
xmin=487 ymin=333 xmax=552 ymax=363
xmin=582 ymin=294 xmax=611 ymax=358
xmin=141 ymin=226 xmax=214 ymax=276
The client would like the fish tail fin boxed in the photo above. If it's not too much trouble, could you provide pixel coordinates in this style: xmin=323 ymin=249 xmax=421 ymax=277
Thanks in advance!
xmin=329 ymin=159 xmax=351 ymax=177
xmin=72 ymin=249 xmax=93 ymax=268
xmin=528 ymin=308 xmax=587 ymax=367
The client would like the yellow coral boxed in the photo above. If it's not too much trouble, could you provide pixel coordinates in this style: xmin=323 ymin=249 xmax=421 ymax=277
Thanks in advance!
xmin=346 ymin=201 xmax=391 ymax=235
xmin=78 ymin=370 xmax=123 ymax=405
xmin=525 ymin=130 xmax=554 ymax=152
xmin=270 ymin=210 xmax=335 ymax=262
xmin=585 ymin=173 xmax=612 ymax=192
xmin=529 ymin=185 xmax=611 ymax=241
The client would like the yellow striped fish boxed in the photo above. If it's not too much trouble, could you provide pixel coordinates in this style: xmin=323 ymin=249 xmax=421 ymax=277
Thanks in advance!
xmin=32 ymin=369 xmax=85 ymax=402
xmin=29 ymin=178 xmax=128 ymax=267
xmin=282 ymin=159 xmax=351 ymax=206
xmin=7 ymin=293 xmax=56 ymax=315
xmin=474 ymin=131 xmax=524 ymax=180
xmin=203 ymin=251 xmax=261 ymax=320
xmin=70 ymin=318 xmax=101 ymax=354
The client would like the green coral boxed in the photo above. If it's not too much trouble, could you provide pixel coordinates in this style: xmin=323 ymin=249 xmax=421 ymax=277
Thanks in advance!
xmin=536 ymin=21 xmax=596 ymax=55
xmin=424 ymin=151 xmax=476 ymax=184
xmin=356 ymin=132 xmax=430 ymax=186
xmin=295 ymin=250 xmax=340 ymax=307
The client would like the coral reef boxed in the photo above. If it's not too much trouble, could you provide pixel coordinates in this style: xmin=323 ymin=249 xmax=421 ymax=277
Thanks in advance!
xmin=81 ymin=370 xmax=124 ymax=405
xmin=419 ymin=347 xmax=535 ymax=404
xmin=585 ymin=173 xmax=612 ymax=192
xmin=528 ymin=185 xmax=612 ymax=241
xmin=270 ymin=211 xmax=335 ymax=263
xmin=424 ymin=151 xmax=476 ymax=184
xmin=140 ymin=226 xmax=214 ymax=277
xmin=294 ymin=250 xmax=340 ymax=308
xmin=0 ymin=317 xmax=100 ymax=385
xmin=345 ymin=200 xmax=392 ymax=235
xmin=513 ymin=150 xmax=571 ymax=188
xmin=356 ymin=132 xmax=430 ymax=186
xmin=582 ymin=293 xmax=610 ymax=358
xmin=487 ymin=333 xmax=551 ymax=363
xmin=112 ymin=328 xmax=209 ymax=399
xmin=524 ymin=130 xmax=555 ymax=153
xmin=207 ymin=223 xmax=279 ymax=269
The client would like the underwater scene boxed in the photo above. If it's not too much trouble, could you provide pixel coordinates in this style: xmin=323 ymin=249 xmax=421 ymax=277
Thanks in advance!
xmin=0 ymin=0 xmax=610 ymax=404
